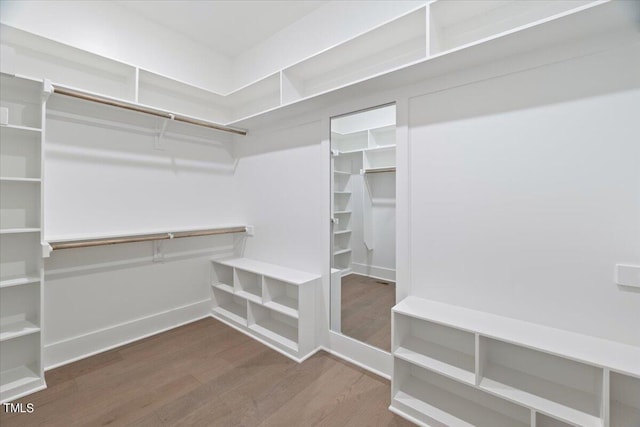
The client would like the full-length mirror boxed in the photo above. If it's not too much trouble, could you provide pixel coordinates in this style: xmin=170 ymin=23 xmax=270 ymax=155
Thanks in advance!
xmin=330 ymin=104 xmax=396 ymax=352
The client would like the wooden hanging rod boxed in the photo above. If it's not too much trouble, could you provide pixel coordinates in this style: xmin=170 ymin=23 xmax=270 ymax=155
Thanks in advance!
xmin=48 ymin=226 xmax=248 ymax=250
xmin=363 ymin=167 xmax=396 ymax=174
xmin=52 ymin=86 xmax=248 ymax=136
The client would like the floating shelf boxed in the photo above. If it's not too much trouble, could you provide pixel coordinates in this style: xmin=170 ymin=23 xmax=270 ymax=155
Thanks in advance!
xmin=333 ymin=210 xmax=352 ymax=215
xmin=333 ymin=229 xmax=352 ymax=235
xmin=334 ymin=170 xmax=351 ymax=175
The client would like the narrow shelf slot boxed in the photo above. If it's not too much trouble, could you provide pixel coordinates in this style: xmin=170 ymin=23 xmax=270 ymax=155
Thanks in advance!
xmin=393 ymin=359 xmax=530 ymax=427
xmin=610 ymin=372 xmax=640 ymax=427
xmin=263 ymin=277 xmax=298 ymax=319
xmin=394 ymin=314 xmax=475 ymax=385
xmin=248 ymin=302 xmax=298 ymax=351
xmin=211 ymin=287 xmax=247 ymax=326
xmin=234 ymin=269 xmax=262 ymax=304
xmin=478 ymin=337 xmax=603 ymax=427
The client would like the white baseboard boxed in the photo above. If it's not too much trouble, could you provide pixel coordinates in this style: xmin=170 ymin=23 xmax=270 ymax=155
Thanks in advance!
xmin=45 ymin=299 xmax=210 ymax=370
xmin=351 ymin=262 xmax=396 ymax=282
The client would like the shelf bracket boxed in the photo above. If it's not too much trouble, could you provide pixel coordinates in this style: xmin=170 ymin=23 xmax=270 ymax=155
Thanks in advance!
xmin=42 ymin=242 xmax=53 ymax=258
xmin=42 ymin=79 xmax=53 ymax=102
xmin=154 ymin=115 xmax=174 ymax=150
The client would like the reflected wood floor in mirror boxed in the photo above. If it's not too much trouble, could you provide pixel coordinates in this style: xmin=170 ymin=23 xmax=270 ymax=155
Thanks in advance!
xmin=341 ymin=274 xmax=395 ymax=352
xmin=0 ymin=318 xmax=413 ymax=427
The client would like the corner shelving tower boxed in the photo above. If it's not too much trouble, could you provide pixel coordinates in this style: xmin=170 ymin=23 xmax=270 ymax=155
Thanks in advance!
xmin=0 ymin=74 xmax=49 ymax=402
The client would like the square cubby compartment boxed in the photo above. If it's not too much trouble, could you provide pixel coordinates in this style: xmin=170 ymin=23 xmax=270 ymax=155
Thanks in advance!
xmin=234 ymin=269 xmax=261 ymax=303
xmin=211 ymin=287 xmax=247 ymax=326
xmin=211 ymin=262 xmax=233 ymax=292
xmin=0 ymin=332 xmax=41 ymax=393
xmin=0 ymin=127 xmax=41 ymax=179
xmin=0 ymin=233 xmax=41 ymax=280
xmin=478 ymin=337 xmax=603 ymax=427
xmin=0 ymin=181 xmax=40 ymax=230
xmin=333 ymin=191 xmax=351 ymax=212
xmin=0 ymin=75 xmax=42 ymax=129
xmin=0 ymin=283 xmax=40 ymax=342
xmin=263 ymin=277 xmax=298 ymax=318
xmin=393 ymin=359 xmax=530 ymax=427
xmin=248 ymin=302 xmax=298 ymax=352
xmin=610 ymin=372 xmax=640 ymax=427
xmin=393 ymin=314 xmax=475 ymax=385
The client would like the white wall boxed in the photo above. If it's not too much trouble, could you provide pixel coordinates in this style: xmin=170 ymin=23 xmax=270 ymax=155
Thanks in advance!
xmin=44 ymin=95 xmax=239 ymax=238
xmin=0 ymin=0 xmax=232 ymax=93
xmin=408 ymin=45 xmax=640 ymax=346
xmin=234 ymin=120 xmax=325 ymax=276
xmin=232 ymin=1 xmax=426 ymax=88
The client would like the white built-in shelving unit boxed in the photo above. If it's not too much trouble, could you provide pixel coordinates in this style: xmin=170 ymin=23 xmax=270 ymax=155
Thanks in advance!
xmin=390 ymin=297 xmax=640 ymax=427
xmin=210 ymin=258 xmax=320 ymax=362
xmin=1 ymin=1 xmax=636 ymax=131
xmin=0 ymin=74 xmax=48 ymax=403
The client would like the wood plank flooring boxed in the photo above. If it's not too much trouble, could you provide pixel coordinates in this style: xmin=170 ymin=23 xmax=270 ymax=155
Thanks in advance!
xmin=341 ymin=274 xmax=395 ymax=352
xmin=0 ymin=318 xmax=414 ymax=427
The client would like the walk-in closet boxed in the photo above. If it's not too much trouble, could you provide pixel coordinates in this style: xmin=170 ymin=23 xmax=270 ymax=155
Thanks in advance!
xmin=0 ymin=1 xmax=638 ymax=426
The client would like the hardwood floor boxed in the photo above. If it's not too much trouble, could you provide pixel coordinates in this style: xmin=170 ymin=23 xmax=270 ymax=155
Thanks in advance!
xmin=0 ymin=318 xmax=414 ymax=427
xmin=341 ymin=274 xmax=395 ymax=352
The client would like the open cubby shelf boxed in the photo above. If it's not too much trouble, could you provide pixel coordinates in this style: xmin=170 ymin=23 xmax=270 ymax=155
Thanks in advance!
xmin=391 ymin=297 xmax=640 ymax=427
xmin=209 ymin=258 xmax=319 ymax=361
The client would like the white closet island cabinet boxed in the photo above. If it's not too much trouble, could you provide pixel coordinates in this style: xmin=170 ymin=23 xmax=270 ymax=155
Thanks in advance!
xmin=210 ymin=258 xmax=320 ymax=362
xmin=0 ymin=74 xmax=48 ymax=403
xmin=390 ymin=297 xmax=640 ymax=427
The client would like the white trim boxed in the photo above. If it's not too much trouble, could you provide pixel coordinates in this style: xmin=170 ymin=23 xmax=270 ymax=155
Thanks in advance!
xmin=44 ymin=299 xmax=210 ymax=369
xmin=351 ymin=263 xmax=396 ymax=282
xmin=327 ymin=331 xmax=392 ymax=379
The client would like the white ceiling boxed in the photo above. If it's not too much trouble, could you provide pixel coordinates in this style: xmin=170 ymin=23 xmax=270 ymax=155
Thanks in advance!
xmin=117 ymin=1 xmax=328 ymax=58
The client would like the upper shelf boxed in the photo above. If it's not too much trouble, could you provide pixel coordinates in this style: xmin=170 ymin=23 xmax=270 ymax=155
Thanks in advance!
xmin=2 ymin=0 xmax=638 ymax=132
